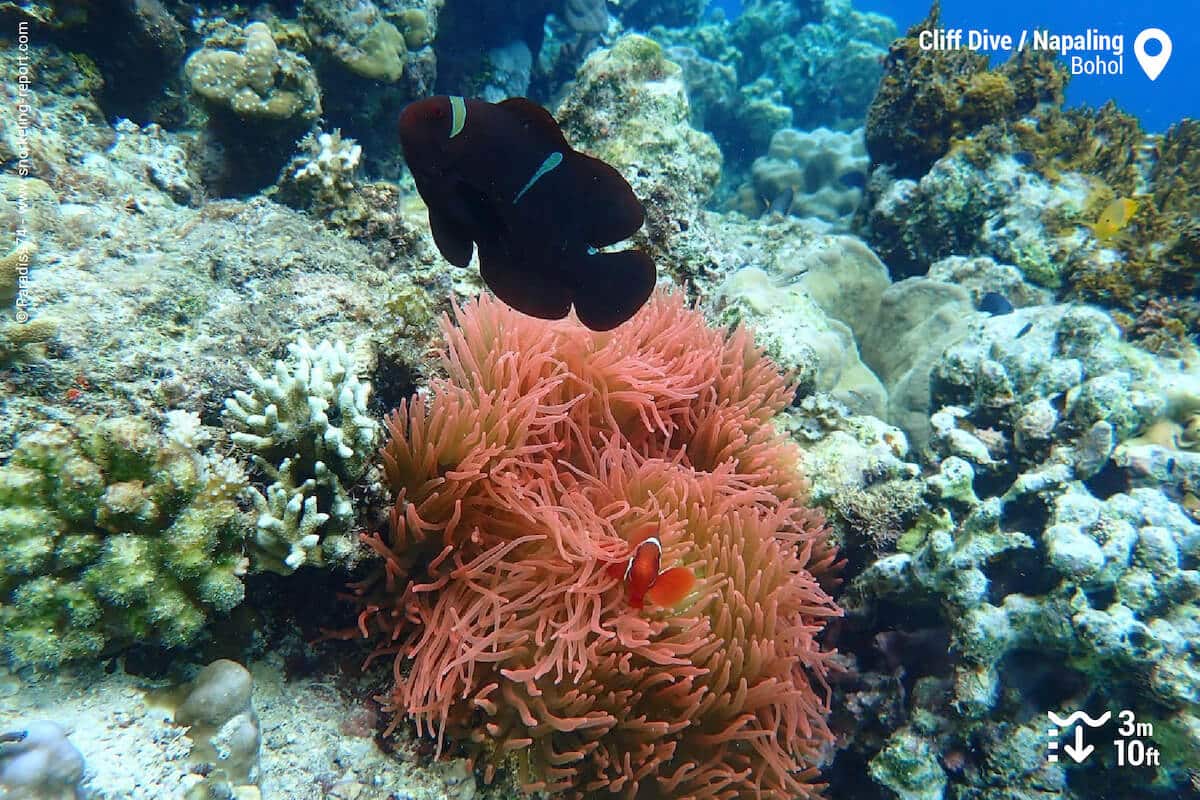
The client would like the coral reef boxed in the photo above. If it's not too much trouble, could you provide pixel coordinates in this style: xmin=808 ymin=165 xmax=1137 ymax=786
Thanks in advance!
xmin=184 ymin=21 xmax=322 ymax=193
xmin=717 ymin=262 xmax=886 ymax=417
xmin=347 ymin=291 xmax=841 ymax=798
xmin=0 ymin=413 xmax=251 ymax=668
xmin=291 ymin=130 xmax=363 ymax=196
xmin=5 ymin=5 xmax=1198 ymax=800
xmin=859 ymin=139 xmax=1094 ymax=285
xmin=784 ymin=395 xmax=922 ymax=563
xmin=184 ymin=22 xmax=321 ymax=122
xmin=925 ymin=255 xmax=1053 ymax=311
xmin=647 ymin=0 xmax=890 ymax=166
xmin=832 ymin=302 xmax=1200 ymax=798
xmin=618 ymin=0 xmax=706 ymax=30
xmin=857 ymin=12 xmax=1197 ymax=341
xmin=224 ymin=338 xmax=380 ymax=573
xmin=732 ymin=127 xmax=868 ymax=230
xmin=710 ymin=231 xmax=1002 ymax=443
xmin=0 ymin=241 xmax=35 ymax=307
xmin=300 ymin=0 xmax=408 ymax=82
xmin=1067 ymin=117 xmax=1200 ymax=339
xmin=864 ymin=5 xmax=1067 ymax=179
xmin=1 ymin=241 xmax=57 ymax=362
xmin=739 ymin=0 xmax=895 ymax=132
xmin=655 ymin=34 xmax=791 ymax=161
xmin=0 ymin=43 xmax=442 ymax=451
xmin=859 ymin=277 xmax=977 ymax=448
xmin=1 ymin=650 xmax=478 ymax=799
xmin=434 ymin=0 xmax=607 ymax=99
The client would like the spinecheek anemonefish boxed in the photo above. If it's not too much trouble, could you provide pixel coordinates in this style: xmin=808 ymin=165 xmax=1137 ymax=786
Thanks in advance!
xmin=606 ymin=524 xmax=696 ymax=610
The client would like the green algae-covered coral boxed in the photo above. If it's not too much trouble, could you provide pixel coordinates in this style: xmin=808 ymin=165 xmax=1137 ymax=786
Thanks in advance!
xmin=0 ymin=412 xmax=251 ymax=668
xmin=224 ymin=338 xmax=379 ymax=573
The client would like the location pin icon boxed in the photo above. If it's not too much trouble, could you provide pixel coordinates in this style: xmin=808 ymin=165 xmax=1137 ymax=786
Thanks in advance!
xmin=1134 ymin=28 xmax=1172 ymax=80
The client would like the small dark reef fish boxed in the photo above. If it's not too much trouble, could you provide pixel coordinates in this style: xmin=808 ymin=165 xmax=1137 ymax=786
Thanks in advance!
xmin=978 ymin=291 xmax=1014 ymax=316
xmin=399 ymin=96 xmax=656 ymax=331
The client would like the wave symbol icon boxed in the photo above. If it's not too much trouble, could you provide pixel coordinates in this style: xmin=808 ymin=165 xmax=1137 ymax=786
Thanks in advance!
xmin=1047 ymin=711 xmax=1112 ymax=728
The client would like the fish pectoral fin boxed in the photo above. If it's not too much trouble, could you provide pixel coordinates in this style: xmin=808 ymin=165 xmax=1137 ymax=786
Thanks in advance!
xmin=429 ymin=208 xmax=475 ymax=267
xmin=477 ymin=242 xmax=573 ymax=321
xmin=645 ymin=567 xmax=695 ymax=608
xmin=569 ymin=247 xmax=656 ymax=331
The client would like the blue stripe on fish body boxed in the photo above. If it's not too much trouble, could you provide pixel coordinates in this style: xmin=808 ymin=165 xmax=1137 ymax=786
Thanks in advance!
xmin=449 ymin=96 xmax=466 ymax=138
xmin=513 ymin=151 xmax=564 ymax=204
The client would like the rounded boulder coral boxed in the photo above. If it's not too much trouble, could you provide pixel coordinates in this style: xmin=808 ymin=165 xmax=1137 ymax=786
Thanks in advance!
xmin=350 ymin=291 xmax=842 ymax=798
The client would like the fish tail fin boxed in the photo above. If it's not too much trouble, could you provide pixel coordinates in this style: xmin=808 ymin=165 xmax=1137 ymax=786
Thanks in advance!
xmin=569 ymin=248 xmax=656 ymax=331
xmin=645 ymin=567 xmax=695 ymax=608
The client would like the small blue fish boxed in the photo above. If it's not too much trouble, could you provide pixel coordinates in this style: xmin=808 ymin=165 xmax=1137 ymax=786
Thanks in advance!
xmin=978 ymin=291 xmax=1014 ymax=316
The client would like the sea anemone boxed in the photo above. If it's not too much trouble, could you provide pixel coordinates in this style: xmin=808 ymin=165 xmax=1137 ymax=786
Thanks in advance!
xmin=350 ymin=290 xmax=842 ymax=798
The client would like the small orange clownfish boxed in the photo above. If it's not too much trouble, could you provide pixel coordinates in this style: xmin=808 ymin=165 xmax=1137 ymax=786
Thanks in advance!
xmin=607 ymin=525 xmax=696 ymax=610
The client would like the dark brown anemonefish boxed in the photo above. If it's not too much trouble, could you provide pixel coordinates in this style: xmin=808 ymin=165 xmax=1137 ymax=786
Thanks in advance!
xmin=397 ymin=95 xmax=656 ymax=332
xmin=606 ymin=524 xmax=696 ymax=610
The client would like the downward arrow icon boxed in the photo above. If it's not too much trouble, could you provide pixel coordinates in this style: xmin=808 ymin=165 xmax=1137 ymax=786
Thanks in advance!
xmin=1063 ymin=725 xmax=1094 ymax=763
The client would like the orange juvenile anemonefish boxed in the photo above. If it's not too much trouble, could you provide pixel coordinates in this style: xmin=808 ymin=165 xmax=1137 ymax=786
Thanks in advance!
xmin=606 ymin=524 xmax=696 ymax=610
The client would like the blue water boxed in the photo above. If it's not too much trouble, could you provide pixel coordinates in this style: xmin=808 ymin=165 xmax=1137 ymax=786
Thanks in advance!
xmin=714 ymin=0 xmax=1199 ymax=132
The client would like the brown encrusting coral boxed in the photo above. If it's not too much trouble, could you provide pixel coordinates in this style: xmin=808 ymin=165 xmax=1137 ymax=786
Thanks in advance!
xmin=347 ymin=291 xmax=842 ymax=798
xmin=865 ymin=2 xmax=1068 ymax=178
xmin=1065 ymin=118 xmax=1200 ymax=344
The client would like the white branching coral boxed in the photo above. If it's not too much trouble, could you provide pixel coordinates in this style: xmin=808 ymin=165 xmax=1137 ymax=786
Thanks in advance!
xmin=293 ymin=129 xmax=362 ymax=192
xmin=224 ymin=338 xmax=378 ymax=573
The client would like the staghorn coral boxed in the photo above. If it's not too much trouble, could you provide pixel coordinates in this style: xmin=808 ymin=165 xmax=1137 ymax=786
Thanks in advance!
xmin=348 ymin=291 xmax=842 ymax=798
